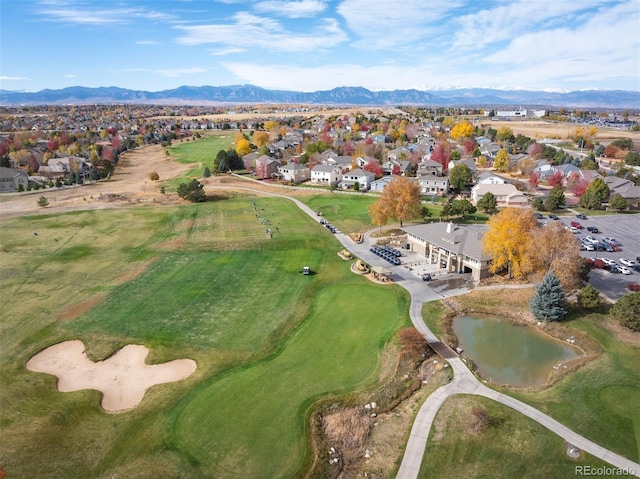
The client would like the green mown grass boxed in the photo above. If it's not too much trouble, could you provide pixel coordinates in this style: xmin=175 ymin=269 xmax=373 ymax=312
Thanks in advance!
xmin=508 ymin=314 xmax=640 ymax=462
xmin=299 ymin=194 xmax=377 ymax=233
xmin=0 ymin=194 xmax=411 ymax=478
xmin=171 ymin=283 xmax=408 ymax=478
xmin=419 ymin=395 xmax=618 ymax=479
xmin=167 ymin=134 xmax=234 ymax=165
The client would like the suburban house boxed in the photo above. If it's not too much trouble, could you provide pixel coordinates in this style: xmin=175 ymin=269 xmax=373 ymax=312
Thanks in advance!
xmin=355 ymin=155 xmax=378 ymax=168
xmin=605 ymin=176 xmax=640 ymax=208
xmin=0 ymin=167 xmax=29 ymax=192
xmin=402 ymin=222 xmax=492 ymax=281
xmin=370 ymin=175 xmax=406 ymax=193
xmin=447 ymin=159 xmax=477 ymax=175
xmin=311 ymin=164 xmax=342 ymax=186
xmin=480 ymin=143 xmax=501 ymax=160
xmin=470 ymin=183 xmax=529 ymax=207
xmin=382 ymin=159 xmax=412 ymax=176
xmin=254 ymin=155 xmax=281 ymax=179
xmin=387 ymin=146 xmax=412 ymax=161
xmin=340 ymin=168 xmax=375 ymax=190
xmin=416 ymin=159 xmax=444 ymax=177
xmin=242 ymin=151 xmax=260 ymax=170
xmin=325 ymin=155 xmax=354 ymax=170
xmin=277 ymin=162 xmax=310 ymax=184
xmin=47 ymin=156 xmax=93 ymax=178
xmin=417 ymin=175 xmax=449 ymax=196
xmin=476 ymin=171 xmax=508 ymax=185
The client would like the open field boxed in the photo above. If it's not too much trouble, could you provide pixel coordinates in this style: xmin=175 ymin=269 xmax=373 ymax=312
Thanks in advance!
xmin=0 ymin=193 xmax=411 ymax=478
xmin=486 ymin=119 xmax=640 ymax=142
xmin=419 ymin=395 xmax=617 ymax=479
xmin=299 ymin=194 xmax=378 ymax=234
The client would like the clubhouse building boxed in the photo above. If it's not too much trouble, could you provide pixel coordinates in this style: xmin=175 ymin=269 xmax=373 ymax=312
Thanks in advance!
xmin=402 ymin=222 xmax=492 ymax=281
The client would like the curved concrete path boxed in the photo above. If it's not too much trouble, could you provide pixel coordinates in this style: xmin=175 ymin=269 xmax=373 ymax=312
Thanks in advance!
xmin=209 ymin=182 xmax=640 ymax=478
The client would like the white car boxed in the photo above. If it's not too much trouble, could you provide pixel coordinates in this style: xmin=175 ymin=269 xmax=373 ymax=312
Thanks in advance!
xmin=583 ymin=243 xmax=595 ymax=251
xmin=620 ymin=258 xmax=636 ymax=267
xmin=601 ymin=258 xmax=616 ymax=266
xmin=617 ymin=265 xmax=631 ymax=275
xmin=585 ymin=236 xmax=599 ymax=244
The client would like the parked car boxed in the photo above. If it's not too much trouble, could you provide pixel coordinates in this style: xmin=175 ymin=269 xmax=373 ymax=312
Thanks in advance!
xmin=576 ymin=213 xmax=587 ymax=220
xmin=601 ymin=243 xmax=614 ymax=252
xmin=570 ymin=221 xmax=584 ymax=229
xmin=586 ymin=226 xmax=599 ymax=233
xmin=603 ymin=237 xmax=621 ymax=246
xmin=535 ymin=213 xmax=544 ymax=219
xmin=585 ymin=236 xmax=599 ymax=244
xmin=601 ymin=258 xmax=616 ymax=266
xmin=583 ymin=243 xmax=595 ymax=251
xmin=617 ymin=265 xmax=632 ymax=275
xmin=549 ymin=214 xmax=559 ymax=220
xmin=620 ymin=258 xmax=636 ymax=267
xmin=568 ymin=226 xmax=579 ymax=234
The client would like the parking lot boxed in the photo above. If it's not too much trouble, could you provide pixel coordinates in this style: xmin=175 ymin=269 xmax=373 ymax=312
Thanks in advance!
xmin=556 ymin=213 xmax=640 ymax=300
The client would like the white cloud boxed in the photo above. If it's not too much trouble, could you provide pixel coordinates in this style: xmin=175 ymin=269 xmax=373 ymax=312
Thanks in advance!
xmin=175 ymin=12 xmax=347 ymax=51
xmin=254 ymin=0 xmax=327 ymax=18
xmin=136 ymin=40 xmax=159 ymax=45
xmin=121 ymin=67 xmax=206 ymax=78
xmin=38 ymin=4 xmax=176 ymax=25
xmin=452 ymin=0 xmax=619 ymax=50
xmin=64 ymin=74 xmax=76 ymax=78
xmin=211 ymin=47 xmax=247 ymax=56
xmin=0 ymin=76 xmax=30 ymax=81
xmin=336 ymin=0 xmax=464 ymax=49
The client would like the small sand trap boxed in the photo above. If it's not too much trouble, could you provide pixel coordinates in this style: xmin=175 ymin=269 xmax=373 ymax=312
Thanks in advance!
xmin=26 ymin=340 xmax=197 ymax=412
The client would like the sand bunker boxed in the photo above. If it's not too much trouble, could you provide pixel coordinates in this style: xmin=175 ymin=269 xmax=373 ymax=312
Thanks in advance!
xmin=26 ymin=340 xmax=197 ymax=412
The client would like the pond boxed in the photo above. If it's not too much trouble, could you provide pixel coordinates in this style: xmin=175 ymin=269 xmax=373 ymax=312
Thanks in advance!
xmin=452 ymin=315 xmax=581 ymax=387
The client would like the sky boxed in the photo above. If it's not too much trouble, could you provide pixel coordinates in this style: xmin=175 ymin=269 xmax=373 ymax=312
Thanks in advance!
xmin=1 ymin=0 xmax=639 ymax=93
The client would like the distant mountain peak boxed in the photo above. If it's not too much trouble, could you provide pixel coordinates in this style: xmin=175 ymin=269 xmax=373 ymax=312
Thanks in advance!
xmin=1 ymin=85 xmax=638 ymax=108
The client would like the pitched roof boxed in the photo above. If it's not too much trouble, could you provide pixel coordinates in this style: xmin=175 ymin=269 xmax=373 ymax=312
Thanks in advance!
xmin=402 ymin=222 xmax=491 ymax=262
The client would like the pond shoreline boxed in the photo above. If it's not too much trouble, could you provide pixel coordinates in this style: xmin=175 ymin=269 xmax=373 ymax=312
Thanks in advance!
xmin=437 ymin=294 xmax=601 ymax=391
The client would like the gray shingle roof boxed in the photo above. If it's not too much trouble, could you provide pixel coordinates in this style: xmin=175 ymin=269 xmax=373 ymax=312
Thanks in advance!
xmin=402 ymin=222 xmax=491 ymax=262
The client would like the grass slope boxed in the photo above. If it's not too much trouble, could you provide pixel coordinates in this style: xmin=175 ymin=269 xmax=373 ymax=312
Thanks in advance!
xmin=419 ymin=395 xmax=617 ymax=479
xmin=167 ymin=134 xmax=234 ymax=165
xmin=299 ymin=194 xmax=377 ymax=234
xmin=172 ymin=284 xmax=407 ymax=478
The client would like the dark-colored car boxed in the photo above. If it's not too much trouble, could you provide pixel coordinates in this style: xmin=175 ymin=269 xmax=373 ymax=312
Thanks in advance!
xmin=535 ymin=213 xmax=544 ymax=219
xmin=576 ymin=213 xmax=587 ymax=220
xmin=586 ymin=226 xmax=599 ymax=233
xmin=549 ymin=214 xmax=559 ymax=220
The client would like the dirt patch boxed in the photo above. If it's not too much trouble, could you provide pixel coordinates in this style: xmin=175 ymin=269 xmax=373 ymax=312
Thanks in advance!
xmin=57 ymin=295 xmax=106 ymax=322
xmin=26 ymin=340 xmax=196 ymax=412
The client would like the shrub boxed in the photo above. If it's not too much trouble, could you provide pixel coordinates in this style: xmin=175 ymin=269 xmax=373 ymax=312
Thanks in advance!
xmin=610 ymin=292 xmax=640 ymax=331
xmin=577 ymin=284 xmax=600 ymax=309
xmin=148 ymin=171 xmax=160 ymax=181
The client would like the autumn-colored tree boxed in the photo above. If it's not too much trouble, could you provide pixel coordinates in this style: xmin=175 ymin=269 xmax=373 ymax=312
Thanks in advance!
xmin=476 ymin=155 xmax=488 ymax=167
xmin=603 ymin=145 xmax=623 ymax=159
xmin=46 ymin=138 xmax=59 ymax=152
xmin=572 ymin=179 xmax=589 ymax=197
xmin=483 ymin=208 xmax=538 ymax=279
xmin=368 ymin=177 xmax=421 ymax=227
xmin=252 ymin=131 xmax=269 ymax=147
xmin=526 ymin=142 xmax=543 ymax=159
xmin=493 ymin=149 xmax=510 ymax=172
xmin=497 ymin=126 xmax=514 ymax=146
xmin=450 ymin=121 xmax=474 ymax=141
xmin=431 ymin=141 xmax=451 ymax=172
xmin=364 ymin=161 xmax=384 ymax=179
xmin=235 ymin=137 xmax=252 ymax=156
xmin=463 ymin=138 xmax=477 ymax=155
xmin=517 ymin=158 xmax=536 ymax=176
xmin=548 ymin=170 xmax=564 ymax=187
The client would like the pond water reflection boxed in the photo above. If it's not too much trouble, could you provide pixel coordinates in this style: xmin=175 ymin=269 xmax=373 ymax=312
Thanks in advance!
xmin=452 ymin=315 xmax=581 ymax=387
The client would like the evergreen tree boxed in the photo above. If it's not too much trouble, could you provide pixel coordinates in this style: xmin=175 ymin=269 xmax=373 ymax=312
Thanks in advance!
xmin=611 ymin=292 xmax=640 ymax=331
xmin=577 ymin=284 xmax=600 ymax=309
xmin=203 ymin=166 xmax=211 ymax=178
xmin=477 ymin=192 xmax=498 ymax=214
xmin=544 ymin=185 xmax=566 ymax=212
xmin=177 ymin=179 xmax=206 ymax=203
xmin=530 ymin=272 xmax=566 ymax=322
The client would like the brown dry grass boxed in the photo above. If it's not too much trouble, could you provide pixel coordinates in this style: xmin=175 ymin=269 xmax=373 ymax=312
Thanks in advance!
xmin=486 ymin=119 xmax=640 ymax=142
xmin=57 ymin=295 xmax=106 ymax=321
xmin=323 ymin=408 xmax=373 ymax=450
